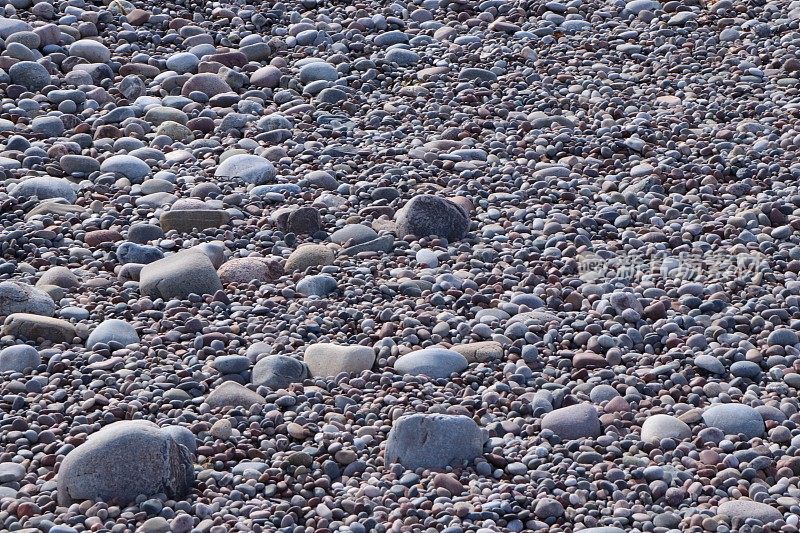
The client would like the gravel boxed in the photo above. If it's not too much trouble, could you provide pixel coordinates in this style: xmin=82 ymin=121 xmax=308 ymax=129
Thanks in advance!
xmin=0 ymin=0 xmax=800 ymax=531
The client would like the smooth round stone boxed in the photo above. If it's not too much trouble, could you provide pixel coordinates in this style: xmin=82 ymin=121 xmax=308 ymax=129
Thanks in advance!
xmin=31 ymin=116 xmax=65 ymax=137
xmin=730 ymin=360 xmax=761 ymax=379
xmin=386 ymin=48 xmax=420 ymax=66
xmin=60 ymin=155 xmax=100 ymax=175
xmin=86 ymin=319 xmax=139 ymax=349
xmin=393 ymin=347 xmax=468 ymax=379
xmin=205 ymin=381 xmax=265 ymax=409
xmin=330 ymin=224 xmax=377 ymax=246
xmin=768 ymin=328 xmax=799 ymax=346
xmin=0 ymin=462 xmax=26 ymax=483
xmin=180 ymin=73 xmax=232 ymax=97
xmin=695 ymin=354 xmax=725 ymax=374
xmin=416 ymin=249 xmax=438 ymax=267
xmin=702 ymin=403 xmax=764 ymax=439
xmin=166 ymin=52 xmax=199 ymax=74
xmin=303 ymin=343 xmax=376 ymax=377
xmin=252 ymin=354 xmax=308 ymax=389
xmin=589 ymin=384 xmax=620 ymax=404
xmin=128 ymin=224 xmax=165 ymax=244
xmin=57 ymin=420 xmax=193 ymax=506
xmin=212 ymin=355 xmax=250 ymax=374
xmin=296 ymin=274 xmax=337 ymax=297
xmin=285 ymin=245 xmax=334 ymax=272
xmin=718 ymin=500 xmax=782 ymax=523
xmin=100 ymin=155 xmax=150 ymax=181
xmin=0 ymin=345 xmax=41 ymax=373
xmin=9 ymin=61 xmax=50 ymax=90
xmin=250 ymin=65 xmax=281 ymax=88
xmin=299 ymin=62 xmax=338 ymax=84
xmin=541 ymin=403 xmax=601 ymax=441
xmin=214 ymin=154 xmax=275 ymax=185
xmin=69 ymin=39 xmax=111 ymax=63
xmin=10 ymin=176 xmax=76 ymax=203
xmin=641 ymin=414 xmax=691 ymax=443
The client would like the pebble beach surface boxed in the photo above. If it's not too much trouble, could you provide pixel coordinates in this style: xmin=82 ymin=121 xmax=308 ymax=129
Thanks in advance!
xmin=1 ymin=0 xmax=800 ymax=532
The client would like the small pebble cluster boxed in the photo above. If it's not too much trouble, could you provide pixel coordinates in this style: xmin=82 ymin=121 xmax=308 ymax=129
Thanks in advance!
xmin=1 ymin=0 xmax=800 ymax=532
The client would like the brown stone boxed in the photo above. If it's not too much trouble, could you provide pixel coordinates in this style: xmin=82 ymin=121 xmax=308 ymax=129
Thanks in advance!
xmin=84 ymin=230 xmax=123 ymax=247
xmin=3 ymin=313 xmax=76 ymax=343
xmin=160 ymin=210 xmax=231 ymax=233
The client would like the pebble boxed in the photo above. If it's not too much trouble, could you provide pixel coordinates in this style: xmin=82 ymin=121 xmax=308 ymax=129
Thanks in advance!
xmin=0 ymin=0 xmax=796 ymax=530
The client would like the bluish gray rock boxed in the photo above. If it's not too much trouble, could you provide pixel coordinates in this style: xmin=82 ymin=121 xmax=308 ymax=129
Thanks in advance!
xmin=718 ymin=500 xmax=782 ymax=523
xmin=541 ymin=403 xmax=602 ymax=440
xmin=385 ymin=414 xmax=486 ymax=470
xmin=641 ymin=414 xmax=691 ymax=443
xmin=296 ymin=274 xmax=337 ymax=297
xmin=212 ymin=355 xmax=250 ymax=374
xmin=768 ymin=328 xmax=799 ymax=346
xmin=0 ymin=281 xmax=56 ymax=317
xmin=140 ymin=251 xmax=223 ymax=300
xmin=86 ymin=319 xmax=138 ymax=349
xmin=702 ymin=403 xmax=764 ymax=439
xmin=162 ymin=425 xmax=196 ymax=454
xmin=0 ymin=344 xmax=40 ymax=373
xmin=252 ymin=355 xmax=308 ymax=389
xmin=393 ymin=347 xmax=468 ymax=378
xmin=695 ymin=354 xmax=725 ymax=374
xmin=116 ymin=242 xmax=165 ymax=265
xmin=9 ymin=61 xmax=50 ymax=90
xmin=299 ymin=62 xmax=338 ymax=84
xmin=214 ymin=154 xmax=275 ymax=185
xmin=396 ymin=195 xmax=470 ymax=242
xmin=206 ymin=381 xmax=265 ymax=409
xmin=10 ymin=176 xmax=76 ymax=203
xmin=100 ymin=155 xmax=150 ymax=182
xmin=69 ymin=39 xmax=111 ymax=63
xmin=57 ymin=421 xmax=193 ymax=506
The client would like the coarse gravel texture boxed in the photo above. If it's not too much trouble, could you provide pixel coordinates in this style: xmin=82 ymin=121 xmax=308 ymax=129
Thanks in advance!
xmin=1 ymin=0 xmax=800 ymax=532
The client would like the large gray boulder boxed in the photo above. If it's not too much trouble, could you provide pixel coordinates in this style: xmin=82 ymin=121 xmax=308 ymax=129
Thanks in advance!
xmin=384 ymin=414 xmax=486 ymax=470
xmin=640 ymin=414 xmax=691 ymax=443
xmin=10 ymin=176 xmax=76 ymax=203
xmin=718 ymin=500 xmax=782 ymax=523
xmin=214 ymin=154 xmax=275 ymax=185
xmin=206 ymin=381 xmax=265 ymax=409
xmin=0 ymin=345 xmax=41 ymax=373
xmin=57 ymin=420 xmax=194 ymax=505
xmin=303 ymin=343 xmax=375 ymax=377
xmin=252 ymin=355 xmax=308 ymax=390
xmin=702 ymin=403 xmax=764 ymax=439
xmin=2 ymin=313 xmax=76 ymax=343
xmin=86 ymin=319 xmax=139 ymax=349
xmin=0 ymin=281 xmax=56 ymax=317
xmin=139 ymin=251 xmax=223 ymax=300
xmin=395 ymin=195 xmax=470 ymax=242
xmin=541 ymin=403 xmax=602 ymax=441
xmin=393 ymin=347 xmax=468 ymax=379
